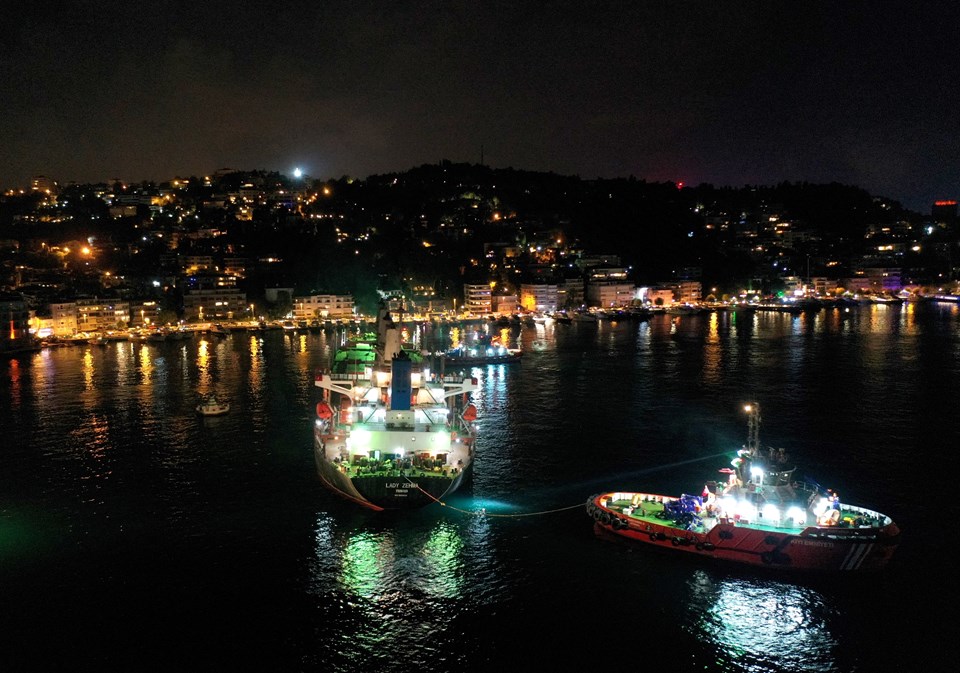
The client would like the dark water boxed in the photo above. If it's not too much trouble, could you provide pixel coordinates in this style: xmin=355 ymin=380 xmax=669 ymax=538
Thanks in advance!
xmin=2 ymin=304 xmax=958 ymax=672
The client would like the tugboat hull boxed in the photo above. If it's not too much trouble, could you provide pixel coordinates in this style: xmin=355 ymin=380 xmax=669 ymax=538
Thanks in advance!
xmin=587 ymin=493 xmax=900 ymax=572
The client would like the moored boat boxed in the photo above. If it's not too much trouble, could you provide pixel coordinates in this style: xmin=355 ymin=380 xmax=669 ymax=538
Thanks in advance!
xmin=312 ymin=298 xmax=480 ymax=510
xmin=586 ymin=403 xmax=900 ymax=571
xmin=196 ymin=392 xmax=230 ymax=416
xmin=443 ymin=333 xmax=521 ymax=367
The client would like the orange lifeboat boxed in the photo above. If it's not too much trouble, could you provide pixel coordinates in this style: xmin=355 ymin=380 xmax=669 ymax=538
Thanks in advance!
xmin=462 ymin=403 xmax=477 ymax=422
xmin=315 ymin=401 xmax=334 ymax=420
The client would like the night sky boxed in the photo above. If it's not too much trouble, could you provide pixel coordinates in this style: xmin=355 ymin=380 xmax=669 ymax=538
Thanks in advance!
xmin=2 ymin=1 xmax=958 ymax=212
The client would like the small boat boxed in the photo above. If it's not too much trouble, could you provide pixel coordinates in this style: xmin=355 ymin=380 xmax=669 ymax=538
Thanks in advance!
xmin=586 ymin=403 xmax=900 ymax=572
xmin=207 ymin=323 xmax=229 ymax=337
xmin=312 ymin=299 xmax=480 ymax=510
xmin=443 ymin=336 xmax=522 ymax=367
xmin=196 ymin=393 xmax=230 ymax=416
xmin=665 ymin=303 xmax=703 ymax=315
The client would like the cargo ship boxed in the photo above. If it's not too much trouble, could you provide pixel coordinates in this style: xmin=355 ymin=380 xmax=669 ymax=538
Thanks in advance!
xmin=312 ymin=299 xmax=479 ymax=510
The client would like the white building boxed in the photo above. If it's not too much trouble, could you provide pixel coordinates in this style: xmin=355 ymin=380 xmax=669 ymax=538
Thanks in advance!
xmin=519 ymin=283 xmax=559 ymax=313
xmin=183 ymin=288 xmax=248 ymax=322
xmin=463 ymin=283 xmax=492 ymax=315
xmin=586 ymin=267 xmax=635 ymax=308
xmin=292 ymin=294 xmax=355 ymax=321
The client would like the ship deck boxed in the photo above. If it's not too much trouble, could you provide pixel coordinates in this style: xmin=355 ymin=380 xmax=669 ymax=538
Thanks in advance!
xmin=601 ymin=495 xmax=883 ymax=535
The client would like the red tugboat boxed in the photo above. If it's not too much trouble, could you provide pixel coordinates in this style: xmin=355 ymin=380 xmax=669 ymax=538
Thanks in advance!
xmin=586 ymin=403 xmax=900 ymax=571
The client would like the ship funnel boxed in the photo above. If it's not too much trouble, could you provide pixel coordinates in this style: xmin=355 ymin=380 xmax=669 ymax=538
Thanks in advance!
xmin=390 ymin=351 xmax=412 ymax=411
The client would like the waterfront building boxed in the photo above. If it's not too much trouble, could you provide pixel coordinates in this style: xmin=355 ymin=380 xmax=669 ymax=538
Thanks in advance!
xmin=652 ymin=279 xmax=702 ymax=304
xmin=47 ymin=298 xmax=133 ymax=335
xmin=49 ymin=302 xmax=79 ymax=336
xmin=848 ymin=267 xmax=902 ymax=293
xmin=463 ymin=283 xmax=492 ymax=316
xmin=492 ymin=293 xmax=519 ymax=315
xmin=585 ymin=267 xmax=635 ymax=308
xmin=645 ymin=286 xmax=678 ymax=307
xmin=292 ymin=294 xmax=355 ymax=322
xmin=558 ymin=276 xmax=584 ymax=309
xmin=519 ymin=283 xmax=559 ymax=313
xmin=1 ymin=292 xmax=34 ymax=351
xmin=182 ymin=288 xmax=247 ymax=322
xmin=75 ymin=297 xmax=132 ymax=333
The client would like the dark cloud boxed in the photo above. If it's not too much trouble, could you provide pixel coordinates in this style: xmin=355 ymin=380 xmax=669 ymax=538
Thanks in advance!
xmin=2 ymin=1 xmax=958 ymax=211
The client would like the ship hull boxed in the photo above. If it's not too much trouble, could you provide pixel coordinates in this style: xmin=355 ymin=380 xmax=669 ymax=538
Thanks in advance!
xmin=588 ymin=493 xmax=900 ymax=572
xmin=315 ymin=440 xmax=470 ymax=511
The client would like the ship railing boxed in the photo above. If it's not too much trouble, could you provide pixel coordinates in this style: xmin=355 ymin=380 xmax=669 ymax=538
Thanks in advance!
xmin=316 ymin=369 xmax=371 ymax=384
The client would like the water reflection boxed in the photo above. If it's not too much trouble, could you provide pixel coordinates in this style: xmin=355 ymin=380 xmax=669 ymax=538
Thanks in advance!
xmin=685 ymin=570 xmax=836 ymax=672
xmin=308 ymin=512 xmax=477 ymax=667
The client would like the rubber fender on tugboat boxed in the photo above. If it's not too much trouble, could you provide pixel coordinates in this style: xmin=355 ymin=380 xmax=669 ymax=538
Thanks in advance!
xmin=600 ymin=513 xmax=611 ymax=525
xmin=649 ymin=532 xmax=658 ymax=542
xmin=695 ymin=542 xmax=704 ymax=551
xmin=672 ymin=537 xmax=681 ymax=546
xmin=760 ymin=551 xmax=774 ymax=565
xmin=592 ymin=508 xmax=602 ymax=522
xmin=772 ymin=551 xmax=791 ymax=565
xmin=703 ymin=542 xmax=715 ymax=551
xmin=763 ymin=535 xmax=779 ymax=546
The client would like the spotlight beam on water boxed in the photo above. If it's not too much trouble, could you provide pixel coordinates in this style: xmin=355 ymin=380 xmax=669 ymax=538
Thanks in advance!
xmin=460 ymin=451 xmax=732 ymax=517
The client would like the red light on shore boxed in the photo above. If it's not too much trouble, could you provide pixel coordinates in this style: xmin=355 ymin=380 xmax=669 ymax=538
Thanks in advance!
xmin=677 ymin=181 xmax=684 ymax=189
xmin=934 ymin=200 xmax=957 ymax=206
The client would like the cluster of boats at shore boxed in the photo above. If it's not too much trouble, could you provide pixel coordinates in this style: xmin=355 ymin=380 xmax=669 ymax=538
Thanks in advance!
xmin=35 ymin=289 xmax=958 ymax=350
